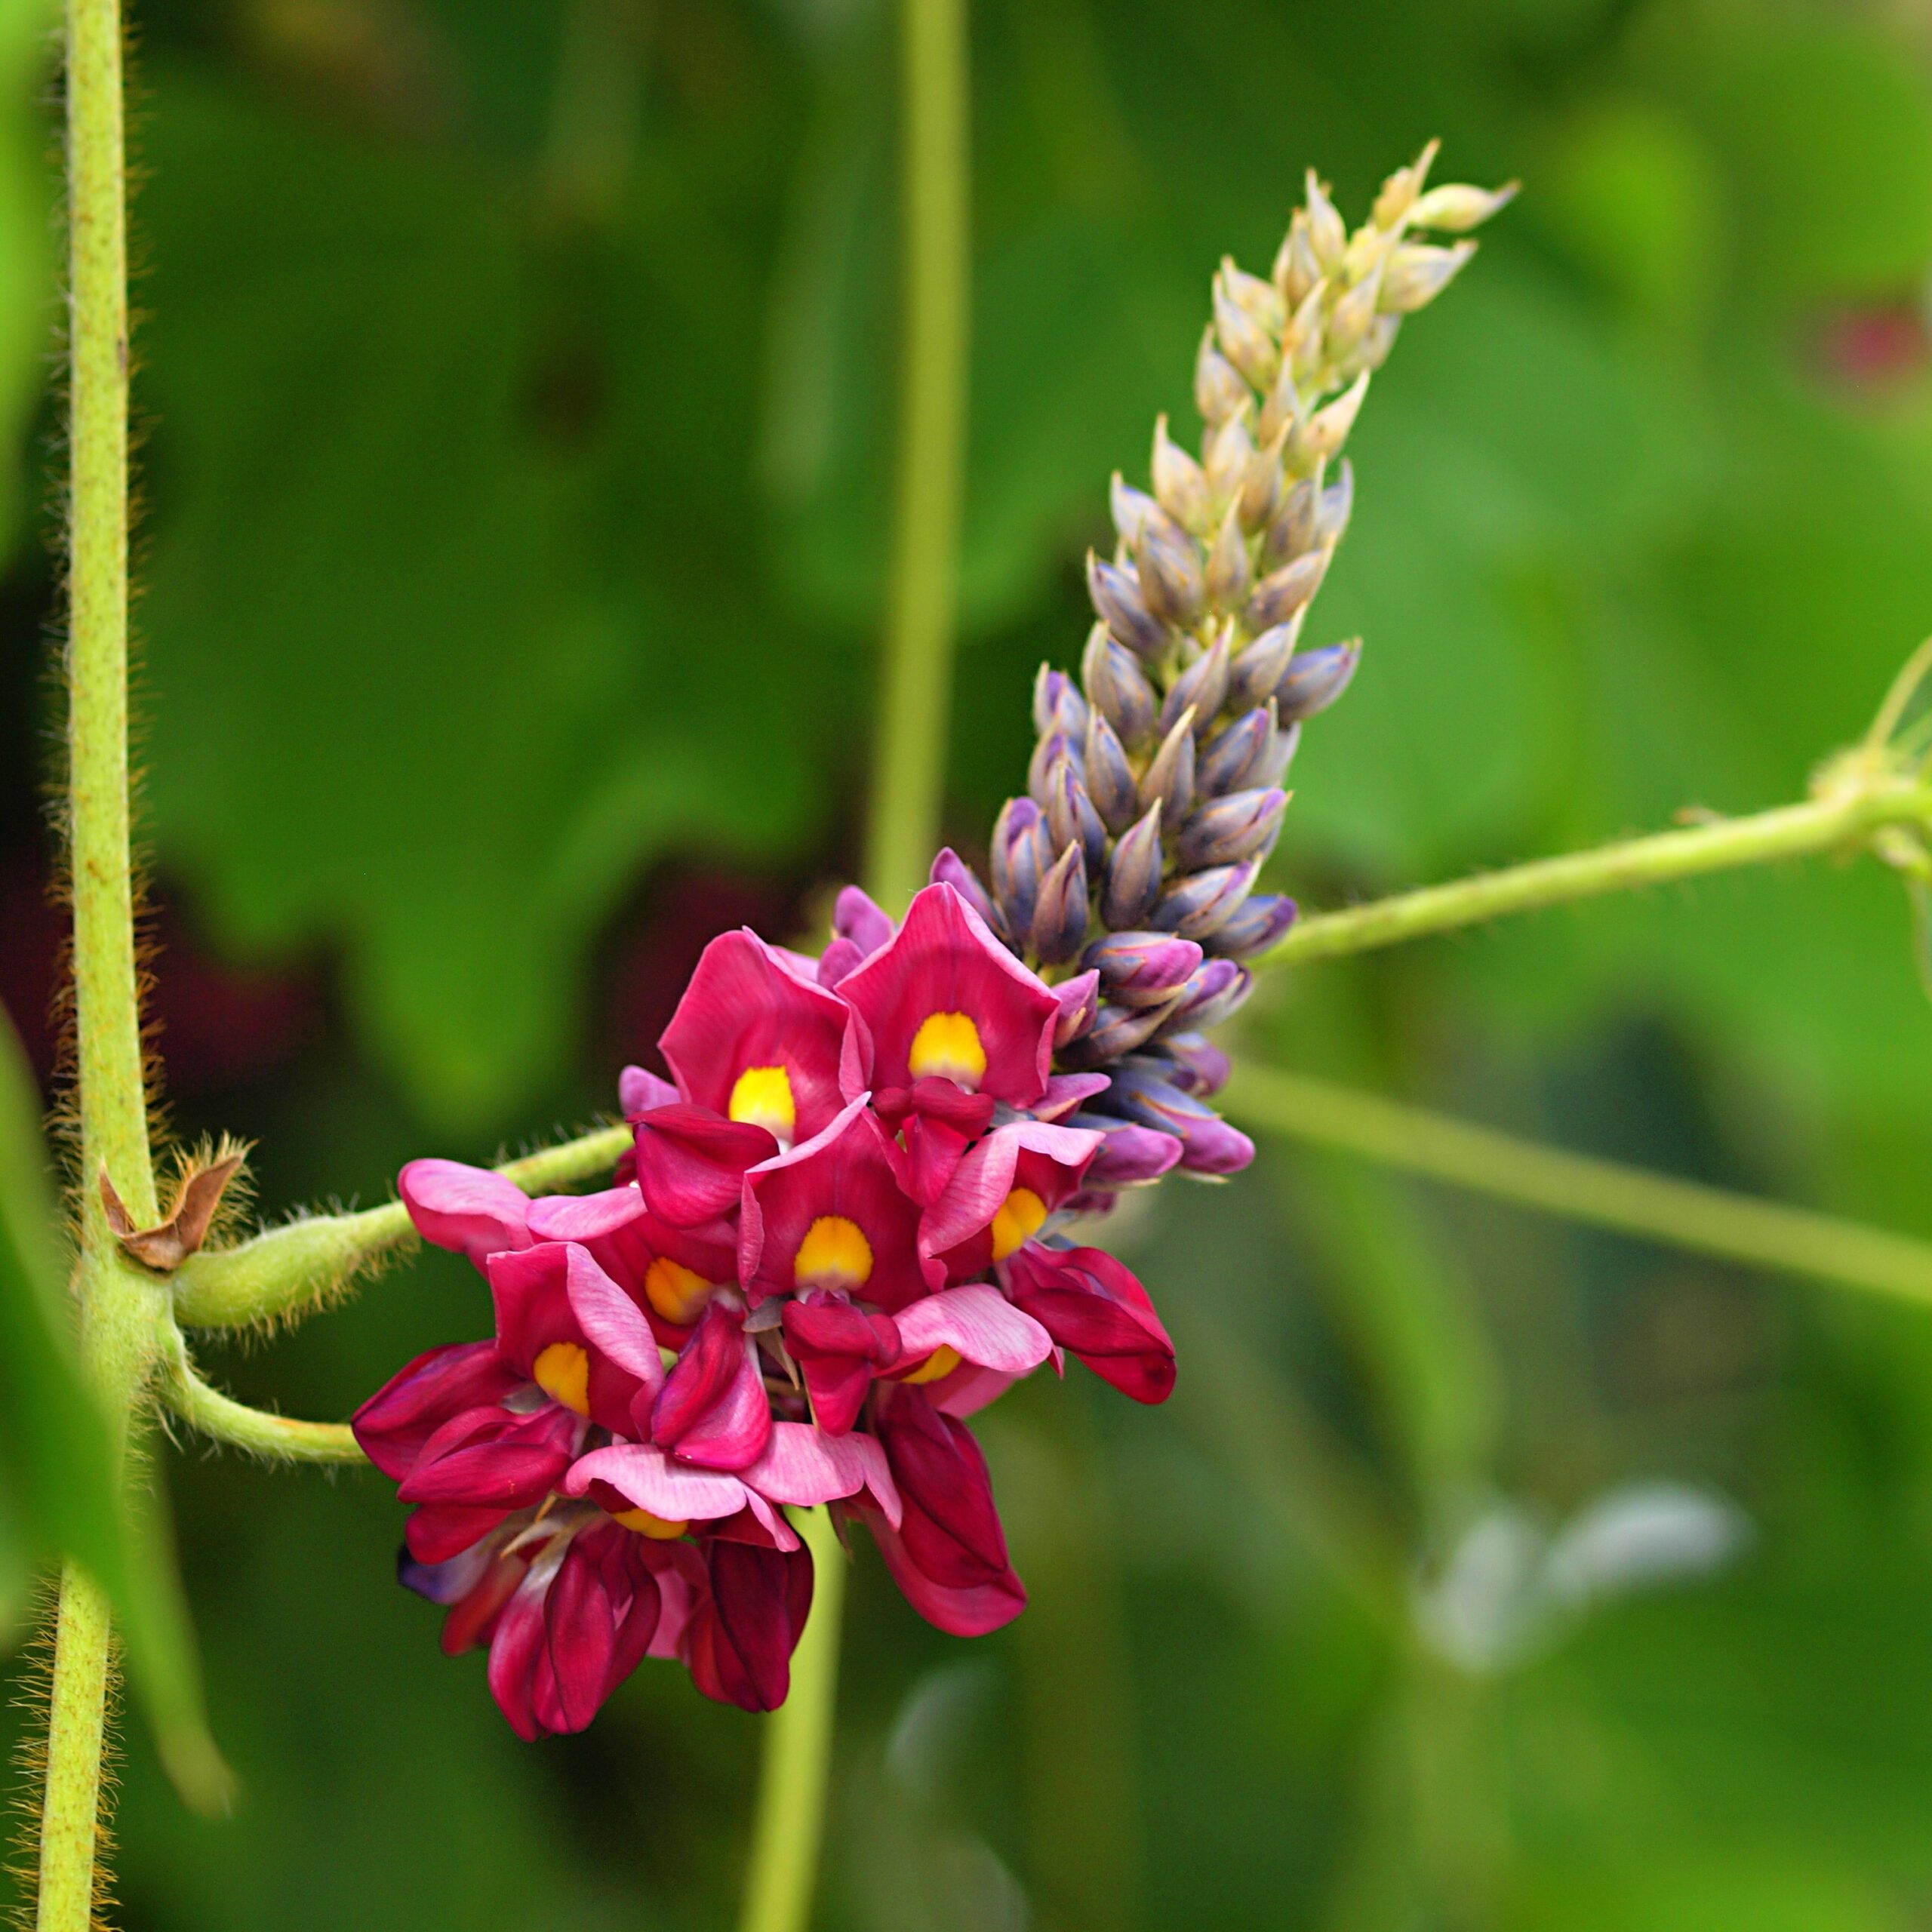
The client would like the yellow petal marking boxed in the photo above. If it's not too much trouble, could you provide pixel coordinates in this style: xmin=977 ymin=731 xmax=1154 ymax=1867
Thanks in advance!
xmin=794 ymin=1214 xmax=874 ymax=1291
xmin=645 ymin=1256 xmax=714 ymax=1326
xmin=899 ymin=1344 xmax=962 ymax=1385
xmin=729 ymin=1063 xmax=797 ymax=1142
xmin=533 ymin=1340 xmax=592 ymax=1417
xmin=908 ymin=1011 xmax=987 ymax=1089
xmin=613 ymin=1506 xmax=688 ymax=1540
xmin=989 ymin=1186 xmax=1048 ymax=1262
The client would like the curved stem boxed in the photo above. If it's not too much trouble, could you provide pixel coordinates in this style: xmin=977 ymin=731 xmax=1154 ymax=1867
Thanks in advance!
xmin=736 ymin=1507 xmax=848 ymax=1932
xmin=171 ymin=1122 xmax=632 ymax=1327
xmin=162 ymin=1345 xmax=365 ymax=1463
xmin=1257 ymin=778 xmax=1932 ymax=971
xmin=863 ymin=0 xmax=971 ymax=917
xmin=1225 ymin=1064 xmax=1932 ymax=1306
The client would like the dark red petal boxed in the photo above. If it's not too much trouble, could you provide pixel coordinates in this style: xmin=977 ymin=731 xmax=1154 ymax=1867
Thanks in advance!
xmin=352 ymin=1341 xmax=519 ymax=1481
xmin=634 ymin=1104 xmax=778 ymax=1228
xmin=544 ymin=1540 xmax=620 ymax=1734
xmin=875 ymin=1389 xmax=1009 ymax=1582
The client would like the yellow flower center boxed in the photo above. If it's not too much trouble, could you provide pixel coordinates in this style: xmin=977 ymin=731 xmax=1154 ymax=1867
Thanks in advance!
xmin=729 ymin=1063 xmax=797 ymax=1143
xmin=612 ymin=1506 xmax=688 ymax=1540
xmin=899 ymin=1344 xmax=962 ymax=1385
xmin=989 ymin=1186 xmax=1048 ymax=1261
xmin=907 ymin=1011 xmax=987 ymax=1089
xmin=644 ymin=1256 xmax=714 ymax=1326
xmin=533 ymin=1340 xmax=592 ymax=1417
xmin=794 ymin=1214 xmax=873 ymax=1291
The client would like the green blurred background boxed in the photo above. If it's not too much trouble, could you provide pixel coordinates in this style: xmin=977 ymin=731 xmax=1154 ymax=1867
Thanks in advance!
xmin=7 ymin=0 xmax=1932 ymax=1924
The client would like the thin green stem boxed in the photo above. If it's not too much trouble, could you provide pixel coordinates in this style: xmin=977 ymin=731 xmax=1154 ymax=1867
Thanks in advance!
xmin=41 ymin=0 xmax=166 ymax=1921
xmin=37 ymin=1565 xmax=115 ymax=1932
xmin=171 ymin=1122 xmax=632 ymax=1327
xmin=1224 ymin=1064 xmax=1932 ymax=1307
xmin=862 ymin=0 xmax=970 ymax=915
xmin=1257 ymin=777 xmax=1932 ymax=971
xmin=161 ymin=1343 xmax=365 ymax=1463
xmin=736 ymin=1507 xmax=848 ymax=1932
xmin=743 ymin=6 xmax=970 ymax=1927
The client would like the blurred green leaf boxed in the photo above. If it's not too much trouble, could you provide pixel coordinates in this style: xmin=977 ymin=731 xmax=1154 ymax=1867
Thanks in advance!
xmin=0 ymin=1011 xmax=224 ymax=1810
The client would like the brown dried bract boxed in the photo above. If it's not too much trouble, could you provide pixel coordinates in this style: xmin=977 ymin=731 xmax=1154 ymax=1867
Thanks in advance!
xmin=98 ymin=1152 xmax=245 ymax=1273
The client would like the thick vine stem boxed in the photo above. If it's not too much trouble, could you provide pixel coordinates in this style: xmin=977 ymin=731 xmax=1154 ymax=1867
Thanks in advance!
xmin=160 ymin=1339 xmax=365 ymax=1464
xmin=1225 ymin=1065 xmax=1932 ymax=1307
xmin=1257 ymin=772 xmax=1932 ymax=971
xmin=171 ymin=1122 xmax=632 ymax=1327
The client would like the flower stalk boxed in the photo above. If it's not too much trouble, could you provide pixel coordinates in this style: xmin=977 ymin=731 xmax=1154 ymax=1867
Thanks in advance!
xmin=1225 ymin=1064 xmax=1932 ymax=1307
xmin=1257 ymin=768 xmax=1932 ymax=972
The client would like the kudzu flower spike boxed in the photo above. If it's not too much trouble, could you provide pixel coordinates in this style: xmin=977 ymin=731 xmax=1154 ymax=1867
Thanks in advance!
xmin=357 ymin=146 xmax=1504 ymax=1734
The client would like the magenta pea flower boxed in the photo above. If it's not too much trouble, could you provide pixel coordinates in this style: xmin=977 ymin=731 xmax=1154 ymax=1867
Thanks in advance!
xmin=660 ymin=928 xmax=857 ymax=1148
xmin=737 ymin=1094 xmax=930 ymax=1312
xmin=838 ymin=883 xmax=1061 ymax=1107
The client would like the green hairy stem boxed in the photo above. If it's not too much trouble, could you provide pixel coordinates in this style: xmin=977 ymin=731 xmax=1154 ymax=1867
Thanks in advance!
xmin=1226 ymin=1066 xmax=1932 ymax=1308
xmin=40 ymin=0 xmax=186 ymax=1918
xmin=1259 ymin=766 xmax=1932 ymax=972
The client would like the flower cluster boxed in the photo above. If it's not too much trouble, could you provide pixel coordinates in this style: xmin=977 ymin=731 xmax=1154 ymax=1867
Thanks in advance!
xmin=933 ymin=148 xmax=1513 ymax=1170
xmin=355 ymin=884 xmax=1175 ymax=1734
xmin=355 ymin=149 xmax=1510 ymax=1738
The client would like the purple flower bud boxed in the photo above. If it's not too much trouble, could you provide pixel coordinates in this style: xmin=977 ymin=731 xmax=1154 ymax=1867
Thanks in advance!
xmin=1157 ymin=632 xmax=1230 ymax=742
xmin=1176 ymin=788 xmax=1288 ymax=870
xmin=1157 ymin=959 xmax=1252 ymax=1032
xmin=1081 ymin=625 xmax=1157 ymax=749
xmin=833 ymin=884 xmax=894 ymax=956
xmin=1051 ymin=970 xmax=1100 ymax=1048
xmin=1198 ymin=706 xmax=1274 ymax=796
xmin=1149 ymin=858 xmax=1258 ymax=940
xmin=930 ymin=848 xmax=998 ymax=928
xmin=1110 ymin=472 xmax=1158 ymax=548
xmin=1032 ymin=663 xmax=1090 ymax=740
xmin=1244 ymin=546 xmax=1331 ymax=634
xmin=1138 ymin=709 xmax=1197 ymax=822
xmin=990 ymin=795 xmax=1048 ymax=940
xmin=1204 ymin=892 xmax=1297 ymax=958
xmin=1081 ymin=931 xmax=1204 ymax=1008
xmin=1056 ymin=1001 xmax=1180 ymax=1070
xmin=1084 ymin=712 xmax=1140 ymax=835
xmin=1134 ymin=510 xmax=1206 ymax=626
xmin=1044 ymin=757 xmax=1108 ymax=874
xmin=1087 ymin=550 xmax=1170 ymax=662
xmin=1100 ymin=1066 xmax=1255 ymax=1175
xmin=1317 ymin=460 xmax=1353 ymax=547
xmin=1029 ymin=728 xmax=1075 ymax=804
xmin=818 ymin=934 xmax=866 ymax=988
xmin=1225 ymin=620 xmax=1301 ymax=714
xmin=1149 ymin=1032 xmax=1232 ymax=1095
xmin=1273 ymin=641 xmax=1360 ymax=721
xmin=1250 ymin=715 xmax=1301 ymax=789
xmin=1067 ymin=1114 xmax=1184 ymax=1188
xmin=1261 ymin=475 xmax=1319 ymax=571
xmin=1030 ymin=841 xmax=1091 ymax=965
xmin=1101 ymin=799 xmax=1164 ymax=929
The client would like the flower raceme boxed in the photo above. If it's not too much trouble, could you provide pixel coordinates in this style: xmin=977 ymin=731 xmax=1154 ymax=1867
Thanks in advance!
xmin=356 ymin=152 xmax=1509 ymax=1738
xmin=355 ymin=882 xmax=1182 ymax=1734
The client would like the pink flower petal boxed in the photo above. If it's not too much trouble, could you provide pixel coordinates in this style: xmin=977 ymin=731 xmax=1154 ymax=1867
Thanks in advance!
xmin=743 ymin=1421 xmax=903 ymax=1527
xmin=893 ymin=1284 xmax=1052 ymax=1375
xmin=620 ymin=1064 xmax=679 ymax=1116
xmin=835 ymin=883 xmax=1060 ymax=1108
xmin=400 ymin=1158 xmax=534 ymax=1267
xmin=660 ymin=929 xmax=856 ymax=1144
xmin=919 ymin=1121 xmax=1100 ymax=1272
xmin=526 ymin=1183 xmax=648 ymax=1243
xmin=562 ymin=1443 xmax=748 ymax=1522
xmin=561 ymin=1241 xmax=665 ymax=1394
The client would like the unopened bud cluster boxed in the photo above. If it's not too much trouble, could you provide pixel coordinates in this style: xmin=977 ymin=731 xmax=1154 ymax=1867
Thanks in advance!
xmin=934 ymin=147 xmax=1513 ymax=1176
